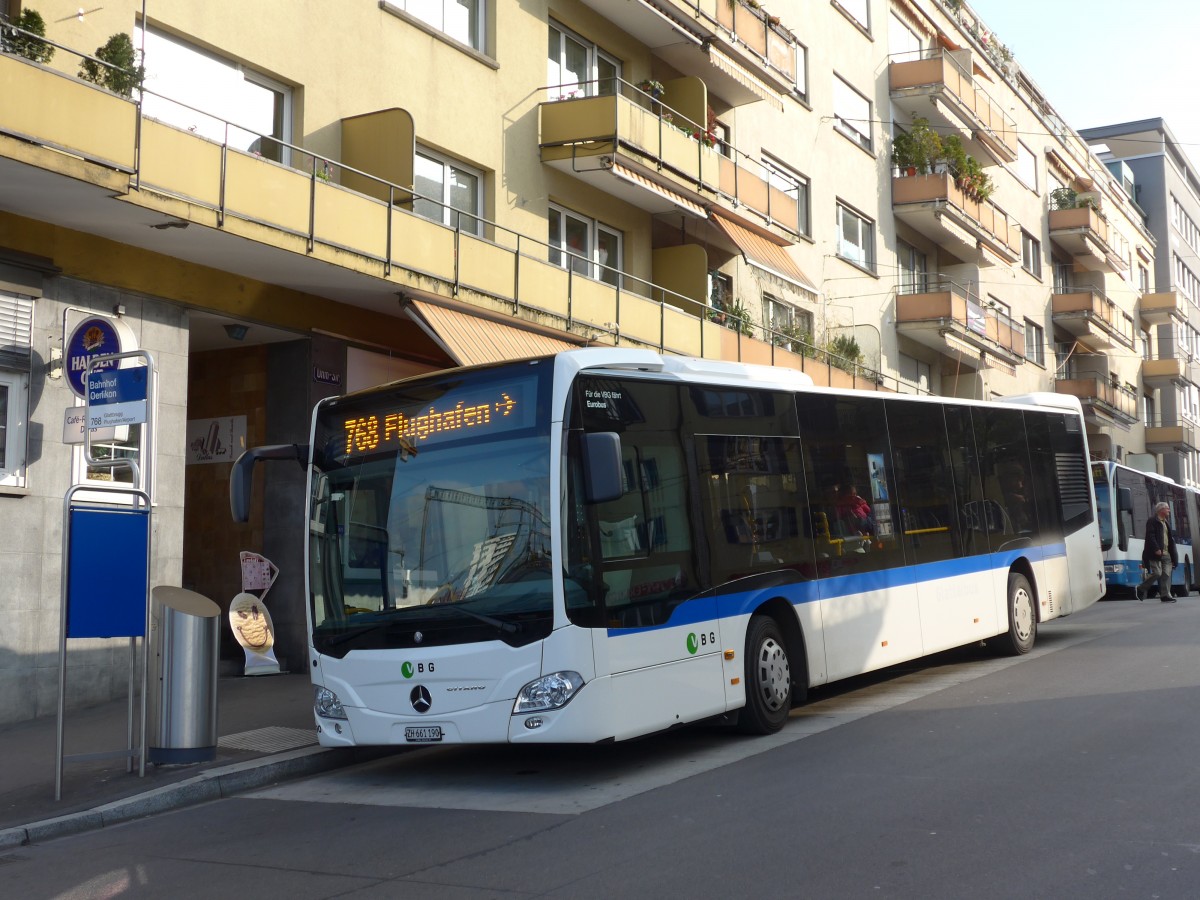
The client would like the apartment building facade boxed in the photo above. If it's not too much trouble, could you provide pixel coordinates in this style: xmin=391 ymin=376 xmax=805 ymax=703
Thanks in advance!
xmin=1082 ymin=119 xmax=1200 ymax=487
xmin=0 ymin=0 xmax=1159 ymax=723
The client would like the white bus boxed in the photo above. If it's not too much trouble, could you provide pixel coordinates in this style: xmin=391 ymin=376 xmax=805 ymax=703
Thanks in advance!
xmin=232 ymin=350 xmax=1103 ymax=745
xmin=1092 ymin=460 xmax=1197 ymax=597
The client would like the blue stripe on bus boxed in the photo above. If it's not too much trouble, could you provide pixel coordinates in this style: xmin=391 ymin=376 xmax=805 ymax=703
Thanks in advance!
xmin=608 ymin=544 xmax=1066 ymax=637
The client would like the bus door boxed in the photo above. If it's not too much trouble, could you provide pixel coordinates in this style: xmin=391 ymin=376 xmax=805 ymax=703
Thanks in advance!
xmin=890 ymin=403 xmax=997 ymax=654
xmin=570 ymin=377 xmax=724 ymax=741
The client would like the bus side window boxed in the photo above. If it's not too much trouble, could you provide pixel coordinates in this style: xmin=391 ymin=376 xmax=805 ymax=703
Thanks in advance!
xmin=973 ymin=407 xmax=1036 ymax=543
xmin=796 ymin=394 xmax=904 ymax=574
xmin=885 ymin=400 xmax=960 ymax=565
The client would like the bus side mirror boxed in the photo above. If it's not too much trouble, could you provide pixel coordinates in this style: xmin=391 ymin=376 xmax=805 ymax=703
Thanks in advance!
xmin=582 ymin=432 xmax=624 ymax=504
xmin=230 ymin=444 xmax=309 ymax=522
xmin=1116 ymin=487 xmax=1133 ymax=513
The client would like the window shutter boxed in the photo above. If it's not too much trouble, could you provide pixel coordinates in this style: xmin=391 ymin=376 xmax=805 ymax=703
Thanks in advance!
xmin=0 ymin=293 xmax=34 ymax=370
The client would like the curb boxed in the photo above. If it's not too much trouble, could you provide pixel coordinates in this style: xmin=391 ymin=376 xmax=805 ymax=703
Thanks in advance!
xmin=0 ymin=745 xmax=355 ymax=849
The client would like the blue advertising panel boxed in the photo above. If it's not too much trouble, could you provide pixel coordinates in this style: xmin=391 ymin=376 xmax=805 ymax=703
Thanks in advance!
xmin=66 ymin=506 xmax=149 ymax=638
xmin=66 ymin=317 xmax=123 ymax=399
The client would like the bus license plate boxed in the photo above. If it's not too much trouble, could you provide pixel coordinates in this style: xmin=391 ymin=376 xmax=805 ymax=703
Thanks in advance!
xmin=405 ymin=726 xmax=443 ymax=743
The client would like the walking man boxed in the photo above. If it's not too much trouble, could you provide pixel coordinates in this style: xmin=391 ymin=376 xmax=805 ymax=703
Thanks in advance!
xmin=1136 ymin=501 xmax=1178 ymax=602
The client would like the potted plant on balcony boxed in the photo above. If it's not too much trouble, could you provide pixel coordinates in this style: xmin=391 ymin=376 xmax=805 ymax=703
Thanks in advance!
xmin=892 ymin=117 xmax=942 ymax=176
xmin=3 ymin=8 xmax=55 ymax=63
xmin=78 ymin=32 xmax=145 ymax=98
xmin=1050 ymin=187 xmax=1078 ymax=210
xmin=637 ymin=79 xmax=665 ymax=100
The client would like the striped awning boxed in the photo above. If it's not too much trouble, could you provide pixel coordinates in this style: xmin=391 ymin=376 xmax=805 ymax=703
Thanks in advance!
xmin=611 ymin=164 xmax=707 ymax=217
xmin=707 ymin=46 xmax=785 ymax=111
xmin=710 ymin=212 xmax=818 ymax=293
xmin=405 ymin=300 xmax=581 ymax=367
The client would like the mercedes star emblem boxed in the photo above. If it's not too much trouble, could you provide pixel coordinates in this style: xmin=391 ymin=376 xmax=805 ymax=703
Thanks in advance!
xmin=410 ymin=685 xmax=432 ymax=713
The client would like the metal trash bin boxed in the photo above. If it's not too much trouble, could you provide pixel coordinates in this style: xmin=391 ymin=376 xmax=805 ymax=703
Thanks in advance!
xmin=147 ymin=586 xmax=220 ymax=764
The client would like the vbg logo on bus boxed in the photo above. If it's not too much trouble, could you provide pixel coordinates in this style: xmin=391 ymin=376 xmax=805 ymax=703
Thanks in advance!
xmin=402 ymin=661 xmax=436 ymax=678
xmin=687 ymin=632 xmax=716 ymax=655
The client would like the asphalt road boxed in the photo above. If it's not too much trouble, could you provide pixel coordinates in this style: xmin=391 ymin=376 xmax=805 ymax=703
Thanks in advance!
xmin=4 ymin=596 xmax=1198 ymax=899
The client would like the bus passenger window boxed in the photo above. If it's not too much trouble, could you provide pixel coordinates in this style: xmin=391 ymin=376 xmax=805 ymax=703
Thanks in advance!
xmin=797 ymin=394 xmax=904 ymax=574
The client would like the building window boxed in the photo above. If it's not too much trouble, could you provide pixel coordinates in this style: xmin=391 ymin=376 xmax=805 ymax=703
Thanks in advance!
xmin=837 ymin=202 xmax=875 ymax=271
xmin=549 ymin=204 xmax=622 ymax=286
xmin=834 ymin=0 xmax=870 ymax=31
xmin=1144 ymin=394 xmax=1156 ymax=429
xmin=1139 ymin=264 xmax=1150 ymax=294
xmin=898 ymin=353 xmax=930 ymax=394
xmin=385 ymin=0 xmax=485 ymax=51
xmin=888 ymin=12 xmax=922 ymax=61
xmin=0 ymin=370 xmax=26 ymax=488
xmin=1018 ymin=142 xmax=1037 ymax=191
xmin=793 ymin=43 xmax=809 ymax=102
xmin=763 ymin=293 xmax=812 ymax=350
xmin=413 ymin=147 xmax=483 ymax=235
xmin=708 ymin=270 xmax=733 ymax=313
xmin=548 ymin=21 xmax=620 ymax=99
xmin=1021 ymin=231 xmax=1042 ymax=278
xmin=763 ymin=155 xmax=810 ymax=237
xmin=137 ymin=26 xmax=293 ymax=164
xmin=1024 ymin=318 xmax=1045 ymax=366
xmin=897 ymin=240 xmax=927 ymax=294
xmin=833 ymin=76 xmax=872 ymax=151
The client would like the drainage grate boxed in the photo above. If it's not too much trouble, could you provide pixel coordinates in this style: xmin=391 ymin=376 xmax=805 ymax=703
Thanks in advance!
xmin=219 ymin=726 xmax=317 ymax=753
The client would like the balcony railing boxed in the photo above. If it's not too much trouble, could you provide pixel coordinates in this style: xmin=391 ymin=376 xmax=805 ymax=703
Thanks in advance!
xmin=1048 ymin=206 xmax=1126 ymax=272
xmin=895 ymin=279 xmax=1025 ymax=360
xmin=1054 ymin=377 xmax=1138 ymax=423
xmin=1145 ymin=419 xmax=1200 ymax=452
xmin=0 ymin=46 xmax=912 ymax=394
xmin=540 ymin=79 xmax=806 ymax=237
xmin=714 ymin=0 xmax=799 ymax=85
xmin=889 ymin=47 xmax=1018 ymax=164
xmin=1050 ymin=288 xmax=1135 ymax=349
xmin=1140 ymin=291 xmax=1188 ymax=326
xmin=891 ymin=173 xmax=1019 ymax=262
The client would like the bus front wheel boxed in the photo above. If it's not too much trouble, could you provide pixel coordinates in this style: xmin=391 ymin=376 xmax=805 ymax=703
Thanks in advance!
xmin=1001 ymin=572 xmax=1036 ymax=656
xmin=737 ymin=616 xmax=791 ymax=735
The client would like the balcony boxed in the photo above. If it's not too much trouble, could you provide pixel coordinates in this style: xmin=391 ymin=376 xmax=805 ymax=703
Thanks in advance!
xmin=1142 ymin=357 xmax=1189 ymax=390
xmin=891 ymin=173 xmax=1019 ymax=266
xmin=0 ymin=47 xmax=894 ymax=393
xmin=1140 ymin=291 xmax=1188 ymax=327
xmin=1048 ymin=206 xmax=1127 ymax=273
xmin=575 ymin=0 xmax=799 ymax=104
xmin=1054 ymin=378 xmax=1138 ymax=428
xmin=1145 ymin=420 xmax=1200 ymax=453
xmin=889 ymin=48 xmax=1018 ymax=166
xmin=1051 ymin=289 xmax=1135 ymax=351
xmin=895 ymin=280 xmax=1025 ymax=368
xmin=540 ymin=82 xmax=807 ymax=238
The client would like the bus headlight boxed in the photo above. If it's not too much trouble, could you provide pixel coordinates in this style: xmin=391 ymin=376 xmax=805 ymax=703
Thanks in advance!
xmin=314 ymin=685 xmax=347 ymax=720
xmin=513 ymin=671 xmax=585 ymax=714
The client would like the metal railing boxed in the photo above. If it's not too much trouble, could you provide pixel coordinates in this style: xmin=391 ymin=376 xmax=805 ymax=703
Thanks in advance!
xmin=543 ymin=77 xmax=806 ymax=237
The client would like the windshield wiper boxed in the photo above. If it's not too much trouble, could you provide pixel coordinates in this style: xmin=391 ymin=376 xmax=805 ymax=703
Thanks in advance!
xmin=323 ymin=603 xmax=518 ymax=647
xmin=451 ymin=605 xmax=520 ymax=635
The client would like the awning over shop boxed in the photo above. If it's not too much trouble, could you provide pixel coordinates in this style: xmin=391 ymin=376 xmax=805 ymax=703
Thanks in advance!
xmin=406 ymin=299 xmax=581 ymax=367
xmin=611 ymin=164 xmax=707 ymax=218
xmin=706 ymin=46 xmax=786 ymax=111
xmin=710 ymin=212 xmax=818 ymax=293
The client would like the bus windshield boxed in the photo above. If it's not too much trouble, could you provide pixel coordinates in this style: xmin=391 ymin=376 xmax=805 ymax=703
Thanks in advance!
xmin=308 ymin=361 xmax=554 ymax=657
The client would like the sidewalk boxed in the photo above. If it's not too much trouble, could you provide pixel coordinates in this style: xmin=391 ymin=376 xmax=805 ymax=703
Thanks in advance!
xmin=0 ymin=672 xmax=381 ymax=848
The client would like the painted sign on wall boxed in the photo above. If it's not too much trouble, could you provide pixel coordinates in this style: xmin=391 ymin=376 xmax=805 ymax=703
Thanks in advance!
xmin=185 ymin=416 xmax=247 ymax=465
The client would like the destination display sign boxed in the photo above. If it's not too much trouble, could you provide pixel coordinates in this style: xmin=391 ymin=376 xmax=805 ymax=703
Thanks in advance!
xmin=338 ymin=374 xmax=540 ymax=458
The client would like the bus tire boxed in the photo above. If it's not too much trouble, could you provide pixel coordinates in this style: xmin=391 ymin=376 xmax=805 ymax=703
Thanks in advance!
xmin=1180 ymin=560 xmax=1191 ymax=597
xmin=1001 ymin=572 xmax=1037 ymax=656
xmin=737 ymin=616 xmax=791 ymax=735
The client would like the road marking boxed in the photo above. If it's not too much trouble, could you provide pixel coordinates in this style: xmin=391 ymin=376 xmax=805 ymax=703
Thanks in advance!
xmin=247 ymin=620 xmax=1125 ymax=815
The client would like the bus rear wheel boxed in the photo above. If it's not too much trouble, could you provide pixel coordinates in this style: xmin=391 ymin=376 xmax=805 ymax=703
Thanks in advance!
xmin=737 ymin=616 xmax=791 ymax=734
xmin=1001 ymin=572 xmax=1036 ymax=656
xmin=1180 ymin=560 xmax=1192 ymax=597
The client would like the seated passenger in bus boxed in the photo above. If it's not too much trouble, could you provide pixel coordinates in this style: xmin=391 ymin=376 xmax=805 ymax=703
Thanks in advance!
xmin=836 ymin=484 xmax=875 ymax=536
